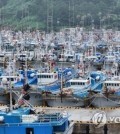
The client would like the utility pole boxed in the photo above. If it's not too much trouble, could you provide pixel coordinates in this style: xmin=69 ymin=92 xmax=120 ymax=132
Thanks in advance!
xmin=71 ymin=0 xmax=75 ymax=27
xmin=46 ymin=0 xmax=53 ymax=33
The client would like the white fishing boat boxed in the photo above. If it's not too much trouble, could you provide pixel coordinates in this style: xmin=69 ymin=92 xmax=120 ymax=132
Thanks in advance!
xmin=91 ymin=77 xmax=120 ymax=107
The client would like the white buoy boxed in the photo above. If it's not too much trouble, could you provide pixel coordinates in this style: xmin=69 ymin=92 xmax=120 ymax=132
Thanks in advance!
xmin=2 ymin=78 xmax=7 ymax=84
xmin=30 ymin=73 xmax=35 ymax=77
xmin=96 ymin=76 xmax=100 ymax=80
xmin=0 ymin=116 xmax=4 ymax=122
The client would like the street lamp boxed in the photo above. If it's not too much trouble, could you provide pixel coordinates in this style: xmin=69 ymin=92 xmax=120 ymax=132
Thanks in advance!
xmin=92 ymin=19 xmax=94 ymax=30
xmin=81 ymin=15 xmax=86 ymax=28
xmin=98 ymin=12 xmax=102 ymax=29
xmin=57 ymin=18 xmax=60 ymax=31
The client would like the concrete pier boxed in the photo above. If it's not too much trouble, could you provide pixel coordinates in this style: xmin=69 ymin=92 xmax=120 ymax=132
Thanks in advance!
xmin=34 ymin=106 xmax=120 ymax=134
xmin=1 ymin=106 xmax=120 ymax=133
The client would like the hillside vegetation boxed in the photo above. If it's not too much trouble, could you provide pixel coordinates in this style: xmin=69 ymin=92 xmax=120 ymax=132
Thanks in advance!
xmin=0 ymin=0 xmax=120 ymax=31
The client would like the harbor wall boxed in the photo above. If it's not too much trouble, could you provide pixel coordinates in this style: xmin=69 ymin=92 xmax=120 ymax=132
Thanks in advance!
xmin=73 ymin=123 xmax=120 ymax=134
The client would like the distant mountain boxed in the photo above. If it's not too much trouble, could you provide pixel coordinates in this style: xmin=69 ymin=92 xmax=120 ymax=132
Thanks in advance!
xmin=0 ymin=0 xmax=120 ymax=31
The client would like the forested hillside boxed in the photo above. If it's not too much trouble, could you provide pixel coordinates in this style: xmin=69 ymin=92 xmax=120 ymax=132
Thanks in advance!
xmin=0 ymin=0 xmax=120 ymax=31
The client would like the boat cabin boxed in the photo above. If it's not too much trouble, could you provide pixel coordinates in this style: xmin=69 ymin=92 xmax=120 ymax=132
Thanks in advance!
xmin=104 ymin=81 xmax=120 ymax=90
xmin=17 ymin=53 xmax=27 ymax=61
xmin=0 ymin=75 xmax=18 ymax=85
xmin=68 ymin=79 xmax=89 ymax=90
xmin=58 ymin=51 xmax=75 ymax=62
xmin=37 ymin=72 xmax=58 ymax=85
xmin=105 ymin=55 xmax=116 ymax=63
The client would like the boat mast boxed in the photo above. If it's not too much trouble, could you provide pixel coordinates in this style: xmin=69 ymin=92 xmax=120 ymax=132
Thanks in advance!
xmin=25 ymin=55 xmax=28 ymax=84
xmin=9 ymin=56 xmax=13 ymax=111
xmin=60 ymin=47 xmax=64 ymax=103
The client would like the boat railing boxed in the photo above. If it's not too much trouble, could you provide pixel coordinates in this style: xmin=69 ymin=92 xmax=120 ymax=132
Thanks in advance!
xmin=38 ymin=113 xmax=63 ymax=122
xmin=2 ymin=112 xmax=69 ymax=126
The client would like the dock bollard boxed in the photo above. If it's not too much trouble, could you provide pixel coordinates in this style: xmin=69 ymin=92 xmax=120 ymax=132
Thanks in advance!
xmin=86 ymin=124 xmax=90 ymax=134
xmin=103 ymin=124 xmax=108 ymax=134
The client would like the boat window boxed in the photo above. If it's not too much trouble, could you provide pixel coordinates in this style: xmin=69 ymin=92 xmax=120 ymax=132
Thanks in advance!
xmin=68 ymin=56 xmax=73 ymax=59
xmin=59 ymin=55 xmax=64 ymax=58
xmin=20 ymin=55 xmax=26 ymax=57
xmin=26 ymin=128 xmax=34 ymax=134
xmin=117 ymin=84 xmax=119 ymax=86
xmin=71 ymin=82 xmax=75 ymax=85
xmin=11 ymin=78 xmax=14 ymax=81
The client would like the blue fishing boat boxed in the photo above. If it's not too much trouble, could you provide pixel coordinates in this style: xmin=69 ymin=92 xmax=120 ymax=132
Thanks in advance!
xmin=0 ymin=107 xmax=72 ymax=134
xmin=91 ymin=75 xmax=120 ymax=107
xmin=72 ymin=71 xmax=106 ymax=104
xmin=0 ymin=82 xmax=73 ymax=134
xmin=14 ymin=70 xmax=37 ymax=88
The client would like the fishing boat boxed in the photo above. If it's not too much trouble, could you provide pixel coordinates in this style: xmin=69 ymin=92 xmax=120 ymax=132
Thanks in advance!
xmin=13 ymin=70 xmax=41 ymax=106
xmin=91 ymin=75 xmax=120 ymax=107
xmin=37 ymin=67 xmax=77 ymax=107
xmin=70 ymin=71 xmax=106 ymax=107
xmin=56 ymin=78 xmax=91 ymax=107
xmin=0 ymin=85 xmax=73 ymax=134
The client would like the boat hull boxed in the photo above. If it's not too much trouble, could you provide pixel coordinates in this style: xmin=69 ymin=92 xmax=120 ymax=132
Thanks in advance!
xmin=45 ymin=95 xmax=84 ymax=107
xmin=91 ymin=94 xmax=120 ymax=107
